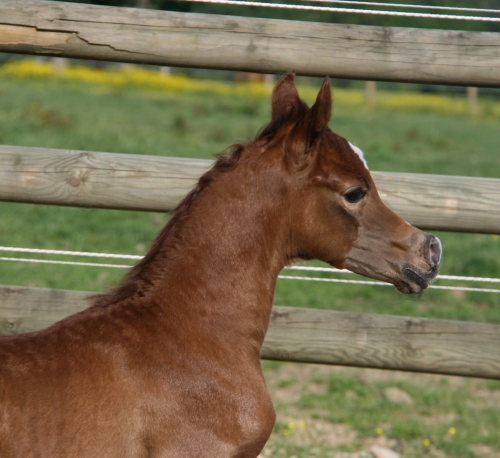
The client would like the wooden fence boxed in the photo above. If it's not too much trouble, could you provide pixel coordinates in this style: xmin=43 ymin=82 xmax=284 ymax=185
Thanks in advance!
xmin=0 ymin=0 xmax=499 ymax=379
xmin=2 ymin=285 xmax=500 ymax=379
xmin=2 ymin=0 xmax=500 ymax=86
xmin=1 ymin=145 xmax=499 ymax=234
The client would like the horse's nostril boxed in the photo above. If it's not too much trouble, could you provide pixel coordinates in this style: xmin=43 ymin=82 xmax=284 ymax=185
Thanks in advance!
xmin=428 ymin=236 xmax=442 ymax=268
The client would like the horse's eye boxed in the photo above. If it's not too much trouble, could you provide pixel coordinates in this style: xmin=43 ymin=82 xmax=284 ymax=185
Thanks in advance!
xmin=343 ymin=188 xmax=366 ymax=203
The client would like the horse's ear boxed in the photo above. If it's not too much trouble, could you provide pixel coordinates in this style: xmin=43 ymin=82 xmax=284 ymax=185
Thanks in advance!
xmin=310 ymin=77 xmax=332 ymax=133
xmin=271 ymin=71 xmax=309 ymax=122
xmin=285 ymin=77 xmax=332 ymax=167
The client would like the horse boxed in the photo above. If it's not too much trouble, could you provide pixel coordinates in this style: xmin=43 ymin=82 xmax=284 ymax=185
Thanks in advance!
xmin=0 ymin=72 xmax=441 ymax=458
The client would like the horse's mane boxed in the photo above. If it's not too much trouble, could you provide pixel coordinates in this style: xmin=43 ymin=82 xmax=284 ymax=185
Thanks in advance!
xmin=91 ymin=109 xmax=301 ymax=308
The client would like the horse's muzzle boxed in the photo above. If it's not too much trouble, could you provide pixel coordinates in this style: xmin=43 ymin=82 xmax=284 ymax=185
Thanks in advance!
xmin=400 ymin=234 xmax=442 ymax=294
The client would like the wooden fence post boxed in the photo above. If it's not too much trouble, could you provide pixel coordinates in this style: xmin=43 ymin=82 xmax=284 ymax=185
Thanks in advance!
xmin=467 ymin=87 xmax=478 ymax=116
xmin=365 ymin=81 xmax=376 ymax=106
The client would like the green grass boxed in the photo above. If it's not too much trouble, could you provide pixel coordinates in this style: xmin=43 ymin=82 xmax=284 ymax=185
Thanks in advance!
xmin=0 ymin=77 xmax=267 ymax=156
xmin=261 ymin=361 xmax=500 ymax=458
xmin=1 ymin=73 xmax=499 ymax=457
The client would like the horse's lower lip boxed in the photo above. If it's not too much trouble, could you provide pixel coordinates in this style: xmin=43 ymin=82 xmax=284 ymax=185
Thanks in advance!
xmin=396 ymin=280 xmax=425 ymax=295
xmin=403 ymin=267 xmax=429 ymax=289
xmin=398 ymin=266 xmax=437 ymax=294
xmin=401 ymin=267 xmax=431 ymax=294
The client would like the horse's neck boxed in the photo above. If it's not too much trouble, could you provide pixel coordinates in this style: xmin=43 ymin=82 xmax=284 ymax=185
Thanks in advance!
xmin=139 ymin=163 xmax=287 ymax=349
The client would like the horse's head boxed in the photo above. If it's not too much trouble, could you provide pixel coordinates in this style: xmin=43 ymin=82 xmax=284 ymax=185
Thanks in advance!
xmin=268 ymin=72 xmax=441 ymax=294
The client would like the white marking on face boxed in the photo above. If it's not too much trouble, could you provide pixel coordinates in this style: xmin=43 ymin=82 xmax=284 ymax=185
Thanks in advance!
xmin=348 ymin=142 xmax=369 ymax=170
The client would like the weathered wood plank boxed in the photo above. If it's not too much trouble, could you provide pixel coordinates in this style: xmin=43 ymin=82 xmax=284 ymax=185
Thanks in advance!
xmin=263 ymin=307 xmax=500 ymax=379
xmin=1 ymin=285 xmax=499 ymax=379
xmin=372 ymin=171 xmax=500 ymax=234
xmin=1 ymin=0 xmax=500 ymax=86
xmin=1 ymin=145 xmax=499 ymax=234
xmin=0 ymin=145 xmax=212 ymax=212
xmin=0 ymin=286 xmax=89 ymax=335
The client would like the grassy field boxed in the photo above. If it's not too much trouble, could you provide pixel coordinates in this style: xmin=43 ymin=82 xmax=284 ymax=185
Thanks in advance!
xmin=0 ymin=63 xmax=499 ymax=457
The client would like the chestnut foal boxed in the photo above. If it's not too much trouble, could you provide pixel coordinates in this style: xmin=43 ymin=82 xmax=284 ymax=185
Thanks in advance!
xmin=0 ymin=72 xmax=441 ymax=457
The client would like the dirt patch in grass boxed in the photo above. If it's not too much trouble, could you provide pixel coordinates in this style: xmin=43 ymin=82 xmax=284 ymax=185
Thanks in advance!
xmin=466 ymin=389 xmax=500 ymax=409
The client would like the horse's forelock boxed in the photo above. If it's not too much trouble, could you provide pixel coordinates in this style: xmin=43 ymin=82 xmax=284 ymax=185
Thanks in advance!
xmin=256 ymin=100 xmax=309 ymax=146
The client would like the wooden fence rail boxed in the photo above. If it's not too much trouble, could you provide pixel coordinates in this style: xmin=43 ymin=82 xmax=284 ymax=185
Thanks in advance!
xmin=1 ymin=145 xmax=499 ymax=234
xmin=2 ymin=0 xmax=500 ymax=86
xmin=1 ymin=285 xmax=499 ymax=379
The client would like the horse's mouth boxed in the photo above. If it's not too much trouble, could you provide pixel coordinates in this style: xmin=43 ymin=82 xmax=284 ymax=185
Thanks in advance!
xmin=396 ymin=266 xmax=438 ymax=295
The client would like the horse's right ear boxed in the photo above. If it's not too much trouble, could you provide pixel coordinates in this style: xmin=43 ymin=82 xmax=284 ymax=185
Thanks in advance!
xmin=271 ymin=71 xmax=309 ymax=122
xmin=283 ymin=77 xmax=332 ymax=169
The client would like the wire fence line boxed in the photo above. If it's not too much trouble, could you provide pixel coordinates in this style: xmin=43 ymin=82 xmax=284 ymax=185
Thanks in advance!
xmin=278 ymin=275 xmax=500 ymax=294
xmin=180 ymin=0 xmax=500 ymax=22
xmin=0 ymin=257 xmax=131 ymax=269
xmin=286 ymin=265 xmax=500 ymax=284
xmin=1 ymin=246 xmax=499 ymax=294
xmin=298 ymin=1 xmax=500 ymax=15
xmin=0 ymin=246 xmax=143 ymax=260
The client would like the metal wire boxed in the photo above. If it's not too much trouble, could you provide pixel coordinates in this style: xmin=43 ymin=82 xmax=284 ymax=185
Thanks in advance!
xmin=301 ymin=0 xmax=500 ymax=15
xmin=0 ymin=246 xmax=142 ymax=260
xmin=3 ymin=246 xmax=499 ymax=285
xmin=1 ymin=246 xmax=499 ymax=294
xmin=0 ymin=257 xmax=131 ymax=269
xmin=180 ymin=0 xmax=500 ymax=22
xmin=286 ymin=265 xmax=500 ymax=284
xmin=278 ymin=275 xmax=500 ymax=293
xmin=2 ymin=247 xmax=499 ymax=283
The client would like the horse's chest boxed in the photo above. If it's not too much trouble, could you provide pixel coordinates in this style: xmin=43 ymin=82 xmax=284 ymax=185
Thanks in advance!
xmin=140 ymin=363 xmax=275 ymax=457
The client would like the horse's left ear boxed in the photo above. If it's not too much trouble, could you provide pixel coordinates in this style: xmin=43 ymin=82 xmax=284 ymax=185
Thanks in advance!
xmin=311 ymin=77 xmax=332 ymax=133
xmin=271 ymin=71 xmax=309 ymax=122
xmin=285 ymin=77 xmax=332 ymax=167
